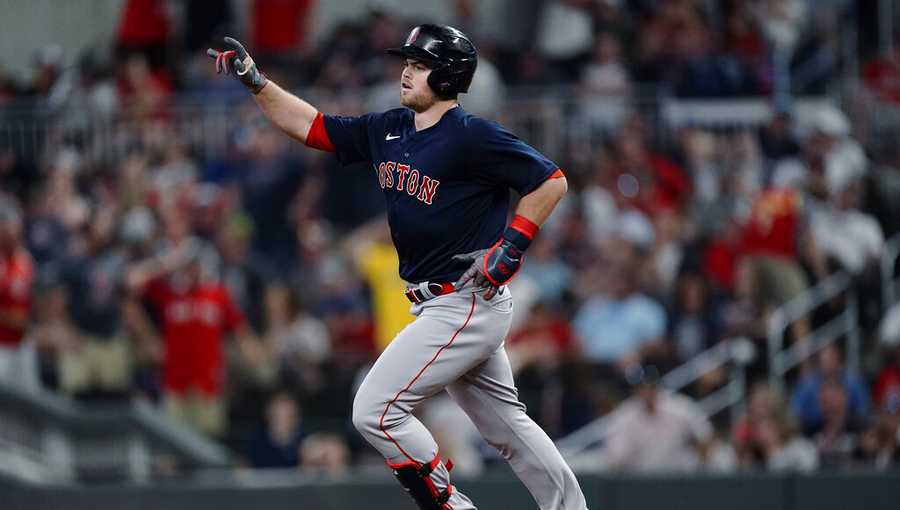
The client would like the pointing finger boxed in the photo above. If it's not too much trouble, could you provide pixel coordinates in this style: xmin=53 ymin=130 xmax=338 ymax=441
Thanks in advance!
xmin=224 ymin=37 xmax=249 ymax=59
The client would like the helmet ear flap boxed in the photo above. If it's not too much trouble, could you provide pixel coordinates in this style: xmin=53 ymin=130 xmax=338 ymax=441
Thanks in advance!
xmin=426 ymin=62 xmax=454 ymax=96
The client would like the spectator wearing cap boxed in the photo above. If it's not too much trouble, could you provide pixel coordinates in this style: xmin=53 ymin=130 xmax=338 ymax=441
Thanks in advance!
xmin=0 ymin=196 xmax=37 ymax=390
xmin=806 ymin=107 xmax=867 ymax=200
xmin=600 ymin=365 xmax=715 ymax=473
xmin=791 ymin=344 xmax=870 ymax=436
xmin=126 ymin=238 xmax=265 ymax=437
xmin=808 ymin=145 xmax=884 ymax=331
xmin=808 ymin=154 xmax=883 ymax=276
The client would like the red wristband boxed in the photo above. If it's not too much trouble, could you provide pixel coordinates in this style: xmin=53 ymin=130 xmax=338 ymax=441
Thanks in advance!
xmin=509 ymin=214 xmax=539 ymax=241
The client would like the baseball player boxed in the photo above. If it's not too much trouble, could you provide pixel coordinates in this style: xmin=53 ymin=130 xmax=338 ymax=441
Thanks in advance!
xmin=209 ymin=24 xmax=588 ymax=510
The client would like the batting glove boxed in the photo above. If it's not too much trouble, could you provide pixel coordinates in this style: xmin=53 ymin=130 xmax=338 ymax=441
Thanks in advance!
xmin=207 ymin=37 xmax=268 ymax=94
xmin=452 ymin=249 xmax=499 ymax=299
xmin=452 ymin=215 xmax=539 ymax=299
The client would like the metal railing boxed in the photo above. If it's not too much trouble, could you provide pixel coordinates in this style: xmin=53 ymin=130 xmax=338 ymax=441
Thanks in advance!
xmin=0 ymin=381 xmax=230 ymax=484
xmin=561 ymin=267 xmax=863 ymax=460
xmin=1 ymin=91 xmax=849 ymax=170
xmin=767 ymin=271 xmax=860 ymax=393
xmin=557 ymin=337 xmax=756 ymax=459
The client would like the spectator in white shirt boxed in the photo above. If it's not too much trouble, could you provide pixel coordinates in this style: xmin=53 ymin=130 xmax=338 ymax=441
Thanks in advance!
xmin=602 ymin=365 xmax=715 ymax=472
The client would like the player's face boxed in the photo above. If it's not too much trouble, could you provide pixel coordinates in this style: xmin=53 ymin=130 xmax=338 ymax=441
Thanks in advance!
xmin=400 ymin=59 xmax=438 ymax=112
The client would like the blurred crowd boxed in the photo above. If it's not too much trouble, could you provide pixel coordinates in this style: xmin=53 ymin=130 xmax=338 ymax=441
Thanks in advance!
xmin=2 ymin=0 xmax=900 ymax=477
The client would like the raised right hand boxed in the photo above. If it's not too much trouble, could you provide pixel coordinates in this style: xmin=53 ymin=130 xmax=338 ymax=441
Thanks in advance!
xmin=207 ymin=36 xmax=268 ymax=94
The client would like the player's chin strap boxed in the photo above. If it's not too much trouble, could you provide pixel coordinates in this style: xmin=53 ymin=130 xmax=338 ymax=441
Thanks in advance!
xmin=387 ymin=454 xmax=455 ymax=510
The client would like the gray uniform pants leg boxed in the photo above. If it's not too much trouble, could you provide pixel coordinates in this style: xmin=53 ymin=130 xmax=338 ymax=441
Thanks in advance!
xmin=447 ymin=346 xmax=588 ymax=510
xmin=352 ymin=286 xmax=587 ymax=510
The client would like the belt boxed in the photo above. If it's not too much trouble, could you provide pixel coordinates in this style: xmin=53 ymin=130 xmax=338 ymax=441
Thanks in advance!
xmin=405 ymin=281 xmax=455 ymax=304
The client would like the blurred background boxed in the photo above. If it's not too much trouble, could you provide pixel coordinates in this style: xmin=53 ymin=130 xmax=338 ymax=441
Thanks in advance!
xmin=2 ymin=0 xmax=900 ymax=508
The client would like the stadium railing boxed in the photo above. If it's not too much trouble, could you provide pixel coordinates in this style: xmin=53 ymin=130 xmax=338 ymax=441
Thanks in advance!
xmin=556 ymin=336 xmax=757 ymax=459
xmin=0 ymin=381 xmax=229 ymax=484
xmin=0 ymin=90 xmax=845 ymax=168
xmin=767 ymin=271 xmax=860 ymax=393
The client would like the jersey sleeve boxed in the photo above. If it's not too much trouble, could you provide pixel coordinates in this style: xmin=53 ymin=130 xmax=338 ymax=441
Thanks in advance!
xmin=467 ymin=118 xmax=559 ymax=195
xmin=322 ymin=113 xmax=379 ymax=166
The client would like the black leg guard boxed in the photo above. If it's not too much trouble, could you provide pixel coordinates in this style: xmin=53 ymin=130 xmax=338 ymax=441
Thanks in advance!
xmin=388 ymin=456 xmax=454 ymax=510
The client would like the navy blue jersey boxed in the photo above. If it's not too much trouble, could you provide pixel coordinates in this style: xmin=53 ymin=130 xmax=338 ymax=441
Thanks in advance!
xmin=323 ymin=107 xmax=557 ymax=283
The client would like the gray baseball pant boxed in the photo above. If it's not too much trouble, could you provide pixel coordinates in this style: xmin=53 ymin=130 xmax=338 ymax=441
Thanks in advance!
xmin=352 ymin=284 xmax=588 ymax=510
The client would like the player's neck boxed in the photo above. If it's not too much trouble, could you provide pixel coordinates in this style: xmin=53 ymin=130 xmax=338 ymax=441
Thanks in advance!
xmin=414 ymin=100 xmax=458 ymax=132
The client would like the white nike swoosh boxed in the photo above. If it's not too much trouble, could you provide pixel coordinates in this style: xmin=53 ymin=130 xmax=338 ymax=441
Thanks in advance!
xmin=386 ymin=134 xmax=401 ymax=140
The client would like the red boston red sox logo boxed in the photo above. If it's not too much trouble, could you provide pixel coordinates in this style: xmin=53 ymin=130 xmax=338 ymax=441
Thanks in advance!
xmin=375 ymin=160 xmax=441 ymax=205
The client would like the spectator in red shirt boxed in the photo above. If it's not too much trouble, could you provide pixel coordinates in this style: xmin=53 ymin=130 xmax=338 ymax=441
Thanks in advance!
xmin=507 ymin=301 xmax=575 ymax=374
xmin=735 ymin=188 xmax=826 ymax=343
xmin=0 ymin=196 xmax=37 ymax=389
xmin=127 ymin=239 xmax=263 ymax=437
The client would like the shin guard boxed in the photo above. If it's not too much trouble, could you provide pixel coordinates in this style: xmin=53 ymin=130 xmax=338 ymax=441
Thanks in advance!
xmin=388 ymin=455 xmax=454 ymax=510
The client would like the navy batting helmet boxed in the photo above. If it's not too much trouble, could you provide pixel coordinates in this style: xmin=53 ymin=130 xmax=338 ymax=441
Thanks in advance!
xmin=387 ymin=24 xmax=477 ymax=97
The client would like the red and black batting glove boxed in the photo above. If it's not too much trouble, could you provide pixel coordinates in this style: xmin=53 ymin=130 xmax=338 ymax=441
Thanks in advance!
xmin=452 ymin=215 xmax=539 ymax=300
xmin=207 ymin=37 xmax=268 ymax=94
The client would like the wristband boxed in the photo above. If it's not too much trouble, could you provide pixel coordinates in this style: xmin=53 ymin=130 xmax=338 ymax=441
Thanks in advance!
xmin=503 ymin=215 xmax=539 ymax=252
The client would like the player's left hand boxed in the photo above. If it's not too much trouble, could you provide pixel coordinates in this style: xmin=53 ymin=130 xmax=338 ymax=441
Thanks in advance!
xmin=452 ymin=249 xmax=501 ymax=300
xmin=453 ymin=216 xmax=536 ymax=299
